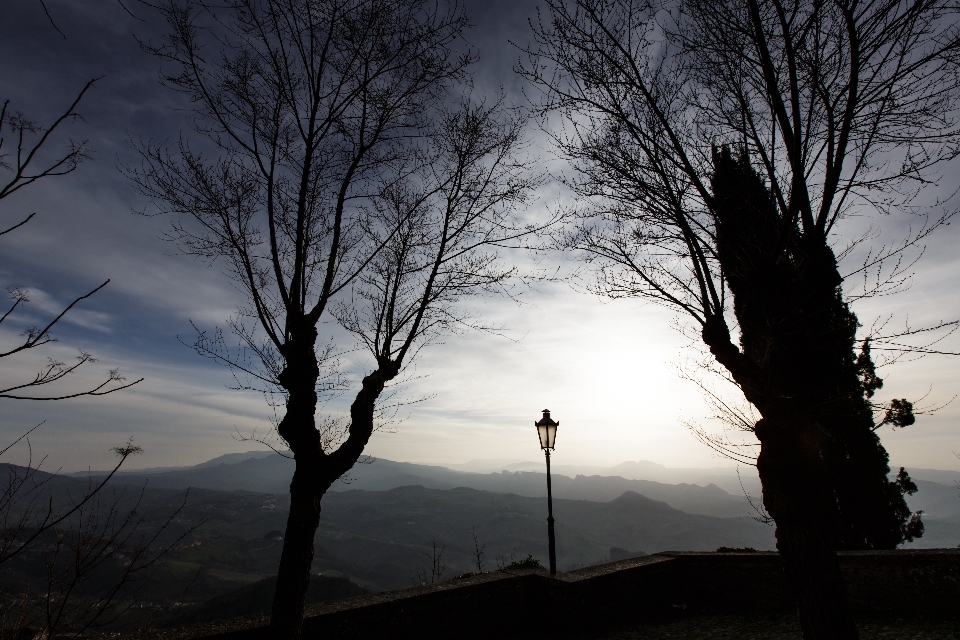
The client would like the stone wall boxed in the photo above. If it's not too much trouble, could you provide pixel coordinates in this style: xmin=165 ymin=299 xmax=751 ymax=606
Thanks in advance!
xmin=147 ymin=549 xmax=960 ymax=640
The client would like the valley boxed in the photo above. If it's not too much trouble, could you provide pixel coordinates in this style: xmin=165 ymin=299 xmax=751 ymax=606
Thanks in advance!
xmin=4 ymin=452 xmax=956 ymax=631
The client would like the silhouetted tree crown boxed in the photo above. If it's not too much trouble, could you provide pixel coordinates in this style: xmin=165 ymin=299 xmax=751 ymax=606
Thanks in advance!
xmin=519 ymin=0 xmax=958 ymax=636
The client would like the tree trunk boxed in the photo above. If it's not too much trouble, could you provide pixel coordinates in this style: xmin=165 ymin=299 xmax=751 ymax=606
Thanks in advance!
xmin=776 ymin=520 xmax=859 ymax=640
xmin=705 ymin=148 xmax=920 ymax=639
xmin=756 ymin=416 xmax=859 ymax=640
xmin=271 ymin=464 xmax=323 ymax=640
xmin=271 ymin=322 xmax=325 ymax=640
xmin=269 ymin=321 xmax=396 ymax=640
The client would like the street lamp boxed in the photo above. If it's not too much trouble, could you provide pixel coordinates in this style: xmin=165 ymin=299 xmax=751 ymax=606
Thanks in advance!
xmin=535 ymin=408 xmax=558 ymax=575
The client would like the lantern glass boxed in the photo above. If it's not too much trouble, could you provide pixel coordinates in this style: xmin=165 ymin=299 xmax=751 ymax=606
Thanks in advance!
xmin=535 ymin=410 xmax=558 ymax=450
xmin=537 ymin=424 xmax=550 ymax=449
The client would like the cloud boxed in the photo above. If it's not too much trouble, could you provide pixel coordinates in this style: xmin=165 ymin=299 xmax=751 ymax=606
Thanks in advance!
xmin=0 ymin=0 xmax=957 ymax=477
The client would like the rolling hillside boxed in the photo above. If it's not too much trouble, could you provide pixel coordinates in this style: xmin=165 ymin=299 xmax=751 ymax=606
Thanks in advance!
xmin=88 ymin=454 xmax=757 ymax=518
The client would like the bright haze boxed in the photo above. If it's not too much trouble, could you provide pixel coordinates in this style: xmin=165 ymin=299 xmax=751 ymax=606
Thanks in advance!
xmin=0 ymin=0 xmax=958 ymax=475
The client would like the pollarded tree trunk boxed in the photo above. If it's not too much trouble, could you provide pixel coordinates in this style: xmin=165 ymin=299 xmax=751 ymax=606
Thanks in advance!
xmin=271 ymin=322 xmax=325 ymax=640
xmin=701 ymin=148 xmax=921 ymax=639
xmin=269 ymin=321 xmax=399 ymax=640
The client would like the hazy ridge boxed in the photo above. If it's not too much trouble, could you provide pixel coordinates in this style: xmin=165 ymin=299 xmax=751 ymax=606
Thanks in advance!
xmin=80 ymin=451 xmax=959 ymax=533
xmin=7 ymin=449 xmax=956 ymax=623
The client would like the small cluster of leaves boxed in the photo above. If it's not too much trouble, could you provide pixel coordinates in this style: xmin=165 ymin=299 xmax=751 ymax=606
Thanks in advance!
xmin=499 ymin=554 xmax=544 ymax=571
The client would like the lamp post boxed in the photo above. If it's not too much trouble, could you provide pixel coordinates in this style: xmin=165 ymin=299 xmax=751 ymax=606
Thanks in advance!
xmin=535 ymin=408 xmax=558 ymax=575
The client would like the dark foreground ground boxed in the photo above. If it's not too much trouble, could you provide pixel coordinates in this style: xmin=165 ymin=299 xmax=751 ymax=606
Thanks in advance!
xmin=568 ymin=614 xmax=960 ymax=639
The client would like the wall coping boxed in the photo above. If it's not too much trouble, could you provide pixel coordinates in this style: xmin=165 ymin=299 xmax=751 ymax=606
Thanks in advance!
xmin=140 ymin=566 xmax=550 ymax=640
xmin=140 ymin=549 xmax=960 ymax=639
xmin=556 ymin=554 xmax=674 ymax=583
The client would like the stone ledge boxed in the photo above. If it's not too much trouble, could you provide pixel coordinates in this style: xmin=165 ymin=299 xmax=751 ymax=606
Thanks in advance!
xmin=556 ymin=554 xmax=674 ymax=583
xmin=140 ymin=549 xmax=960 ymax=640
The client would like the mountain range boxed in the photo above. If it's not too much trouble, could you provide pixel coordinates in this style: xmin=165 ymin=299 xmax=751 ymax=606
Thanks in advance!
xmin=6 ymin=462 xmax=778 ymax=592
xmin=80 ymin=451 xmax=960 ymax=531
xmin=92 ymin=453 xmax=752 ymax=518
xmin=6 ymin=448 xmax=956 ymax=631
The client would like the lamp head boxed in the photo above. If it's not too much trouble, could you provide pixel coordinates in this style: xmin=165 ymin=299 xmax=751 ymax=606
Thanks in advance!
xmin=534 ymin=409 xmax=559 ymax=450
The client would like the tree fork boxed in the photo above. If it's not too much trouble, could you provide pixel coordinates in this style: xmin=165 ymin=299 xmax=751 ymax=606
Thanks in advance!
xmin=270 ymin=345 xmax=399 ymax=640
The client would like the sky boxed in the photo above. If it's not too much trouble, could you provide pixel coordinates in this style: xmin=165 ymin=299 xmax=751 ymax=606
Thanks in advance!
xmin=0 ymin=0 xmax=958 ymax=475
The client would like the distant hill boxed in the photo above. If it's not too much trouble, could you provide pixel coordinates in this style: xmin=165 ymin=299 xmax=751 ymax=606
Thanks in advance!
xmin=324 ymin=484 xmax=777 ymax=554
xmin=75 ymin=451 xmax=959 ymax=525
xmin=6 ymin=460 xmax=954 ymax=598
xmin=89 ymin=454 xmax=756 ymax=518
xmin=3 ymin=474 xmax=777 ymax=589
xmin=906 ymin=468 xmax=960 ymax=486
xmin=7 ymin=455 xmax=954 ymax=634
xmin=193 ymin=450 xmax=278 ymax=469
xmin=910 ymin=480 xmax=960 ymax=519
xmin=308 ymin=485 xmax=777 ymax=588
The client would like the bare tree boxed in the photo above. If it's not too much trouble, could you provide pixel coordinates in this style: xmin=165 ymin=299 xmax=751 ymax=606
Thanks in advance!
xmin=519 ymin=0 xmax=959 ymax=637
xmin=0 ymin=30 xmax=186 ymax=636
xmin=4 ymin=468 xmax=202 ymax=638
xmin=413 ymin=540 xmax=446 ymax=586
xmin=331 ymin=94 xmax=543 ymax=440
xmin=0 ymin=436 xmax=145 ymax=570
xmin=470 ymin=526 xmax=486 ymax=574
xmin=126 ymin=1 xmax=549 ymax=637
xmin=0 ymin=88 xmax=142 ymax=400
xmin=326 ymin=91 xmax=542 ymax=622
